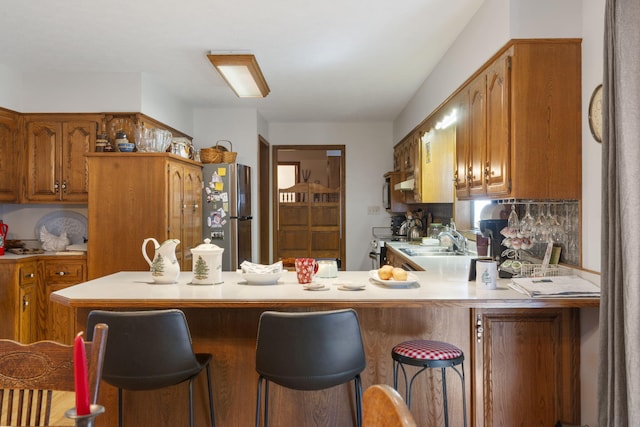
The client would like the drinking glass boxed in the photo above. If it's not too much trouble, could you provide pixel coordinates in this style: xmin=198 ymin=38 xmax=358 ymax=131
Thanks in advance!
xmin=520 ymin=204 xmax=535 ymax=237
xmin=508 ymin=204 xmax=520 ymax=232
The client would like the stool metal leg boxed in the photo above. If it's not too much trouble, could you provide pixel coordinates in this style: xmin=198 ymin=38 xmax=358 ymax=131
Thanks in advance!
xmin=449 ymin=362 xmax=467 ymax=427
xmin=441 ymin=367 xmax=450 ymax=427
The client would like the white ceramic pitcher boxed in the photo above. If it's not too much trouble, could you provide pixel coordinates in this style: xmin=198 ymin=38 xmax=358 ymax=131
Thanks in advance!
xmin=190 ymin=238 xmax=224 ymax=285
xmin=142 ymin=238 xmax=181 ymax=284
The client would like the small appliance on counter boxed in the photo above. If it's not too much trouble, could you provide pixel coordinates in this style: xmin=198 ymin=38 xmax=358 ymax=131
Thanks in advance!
xmin=479 ymin=218 xmax=510 ymax=276
xmin=0 ymin=220 xmax=8 ymax=255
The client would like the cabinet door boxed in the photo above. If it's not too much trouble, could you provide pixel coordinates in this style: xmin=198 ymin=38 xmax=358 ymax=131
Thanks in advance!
xmin=61 ymin=120 xmax=98 ymax=202
xmin=485 ymin=52 xmax=511 ymax=196
xmin=452 ymin=91 xmax=470 ymax=198
xmin=25 ymin=121 xmax=61 ymax=201
xmin=473 ymin=308 xmax=580 ymax=426
xmin=467 ymin=75 xmax=487 ymax=197
xmin=168 ymin=162 xmax=185 ymax=267
xmin=43 ymin=259 xmax=86 ymax=343
xmin=182 ymin=164 xmax=203 ymax=271
xmin=0 ymin=110 xmax=18 ymax=202
xmin=19 ymin=285 xmax=36 ymax=343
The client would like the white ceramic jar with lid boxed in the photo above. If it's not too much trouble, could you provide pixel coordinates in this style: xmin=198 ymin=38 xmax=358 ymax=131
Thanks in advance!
xmin=190 ymin=238 xmax=224 ymax=284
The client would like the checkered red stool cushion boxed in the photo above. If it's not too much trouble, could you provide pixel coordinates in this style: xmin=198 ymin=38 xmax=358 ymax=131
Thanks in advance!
xmin=392 ymin=340 xmax=463 ymax=361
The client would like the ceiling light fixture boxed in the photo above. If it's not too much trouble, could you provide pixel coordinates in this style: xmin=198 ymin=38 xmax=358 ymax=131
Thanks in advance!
xmin=207 ymin=53 xmax=270 ymax=98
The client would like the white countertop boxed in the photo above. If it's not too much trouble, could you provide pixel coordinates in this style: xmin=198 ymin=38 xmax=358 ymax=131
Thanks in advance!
xmin=51 ymin=268 xmax=600 ymax=309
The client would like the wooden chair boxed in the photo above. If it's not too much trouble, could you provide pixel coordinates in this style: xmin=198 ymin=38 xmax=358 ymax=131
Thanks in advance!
xmin=363 ymin=384 xmax=417 ymax=427
xmin=0 ymin=323 xmax=108 ymax=426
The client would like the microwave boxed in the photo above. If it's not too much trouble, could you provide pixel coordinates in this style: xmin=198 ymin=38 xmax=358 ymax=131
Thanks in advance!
xmin=383 ymin=176 xmax=391 ymax=210
xmin=383 ymin=171 xmax=408 ymax=213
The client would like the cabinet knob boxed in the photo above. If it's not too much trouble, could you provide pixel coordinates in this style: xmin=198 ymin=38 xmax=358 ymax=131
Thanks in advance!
xmin=22 ymin=295 xmax=29 ymax=310
xmin=25 ymin=273 xmax=35 ymax=279
xmin=476 ymin=314 xmax=483 ymax=342
xmin=57 ymin=271 xmax=69 ymax=276
xmin=193 ymin=204 xmax=199 ymax=209
xmin=62 ymin=180 xmax=67 ymax=192
xmin=54 ymin=181 xmax=59 ymax=190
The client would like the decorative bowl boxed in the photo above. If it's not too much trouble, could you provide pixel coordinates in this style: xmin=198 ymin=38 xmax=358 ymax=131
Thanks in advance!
xmin=118 ymin=142 xmax=135 ymax=152
xmin=238 ymin=270 xmax=286 ymax=285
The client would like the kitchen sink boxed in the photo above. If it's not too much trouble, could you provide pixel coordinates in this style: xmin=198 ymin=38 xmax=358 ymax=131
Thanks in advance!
xmin=399 ymin=247 xmax=459 ymax=257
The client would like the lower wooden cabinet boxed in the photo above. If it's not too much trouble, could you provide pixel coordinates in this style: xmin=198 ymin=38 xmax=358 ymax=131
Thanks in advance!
xmin=40 ymin=257 xmax=86 ymax=343
xmin=0 ymin=260 xmax=38 ymax=343
xmin=473 ymin=308 xmax=580 ymax=426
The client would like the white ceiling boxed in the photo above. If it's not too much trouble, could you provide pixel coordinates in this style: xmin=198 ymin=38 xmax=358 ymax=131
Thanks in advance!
xmin=0 ymin=0 xmax=483 ymax=122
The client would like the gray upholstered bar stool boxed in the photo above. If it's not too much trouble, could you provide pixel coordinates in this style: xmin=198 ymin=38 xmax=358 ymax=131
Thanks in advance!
xmin=391 ymin=339 xmax=467 ymax=427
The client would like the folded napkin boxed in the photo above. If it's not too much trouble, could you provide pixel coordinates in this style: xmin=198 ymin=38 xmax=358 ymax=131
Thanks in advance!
xmin=240 ymin=260 xmax=283 ymax=274
xmin=509 ymin=275 xmax=600 ymax=298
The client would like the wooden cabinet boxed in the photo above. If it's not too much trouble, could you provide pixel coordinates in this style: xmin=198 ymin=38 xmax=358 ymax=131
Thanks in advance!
xmin=473 ymin=308 xmax=580 ymax=426
xmin=0 ymin=108 xmax=20 ymax=202
xmin=0 ymin=260 xmax=38 ymax=343
xmin=455 ymin=49 xmax=511 ymax=198
xmin=168 ymin=160 xmax=203 ymax=270
xmin=384 ymin=171 xmax=408 ymax=214
xmin=87 ymin=153 xmax=203 ymax=279
xmin=276 ymin=183 xmax=342 ymax=262
xmin=24 ymin=114 xmax=102 ymax=202
xmin=451 ymin=39 xmax=581 ymax=200
xmin=40 ymin=258 xmax=86 ymax=343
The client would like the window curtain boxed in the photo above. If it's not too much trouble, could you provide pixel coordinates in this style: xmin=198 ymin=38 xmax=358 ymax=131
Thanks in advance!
xmin=598 ymin=0 xmax=640 ymax=425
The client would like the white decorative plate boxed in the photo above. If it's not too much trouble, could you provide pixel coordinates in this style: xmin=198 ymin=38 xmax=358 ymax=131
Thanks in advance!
xmin=35 ymin=211 xmax=88 ymax=244
xmin=368 ymin=270 xmax=420 ymax=288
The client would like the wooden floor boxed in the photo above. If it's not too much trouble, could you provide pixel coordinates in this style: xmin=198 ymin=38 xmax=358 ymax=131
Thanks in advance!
xmin=1 ymin=391 xmax=75 ymax=426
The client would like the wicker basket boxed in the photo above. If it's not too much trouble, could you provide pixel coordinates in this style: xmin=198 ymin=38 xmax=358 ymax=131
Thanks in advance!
xmin=200 ymin=146 xmax=223 ymax=163
xmin=200 ymin=140 xmax=236 ymax=163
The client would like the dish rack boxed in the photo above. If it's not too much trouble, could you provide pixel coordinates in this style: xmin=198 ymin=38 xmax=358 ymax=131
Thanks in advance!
xmin=519 ymin=264 xmax=572 ymax=278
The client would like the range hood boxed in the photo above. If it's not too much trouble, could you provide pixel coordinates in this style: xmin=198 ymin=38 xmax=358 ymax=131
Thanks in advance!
xmin=394 ymin=177 xmax=415 ymax=191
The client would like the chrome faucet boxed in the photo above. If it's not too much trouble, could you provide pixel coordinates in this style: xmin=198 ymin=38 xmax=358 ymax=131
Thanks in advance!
xmin=437 ymin=222 xmax=468 ymax=254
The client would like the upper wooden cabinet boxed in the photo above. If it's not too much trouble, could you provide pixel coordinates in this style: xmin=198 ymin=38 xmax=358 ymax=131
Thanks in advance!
xmin=24 ymin=114 xmax=102 ymax=203
xmin=452 ymin=39 xmax=581 ymax=200
xmin=86 ymin=153 xmax=203 ymax=280
xmin=0 ymin=108 xmax=20 ymax=202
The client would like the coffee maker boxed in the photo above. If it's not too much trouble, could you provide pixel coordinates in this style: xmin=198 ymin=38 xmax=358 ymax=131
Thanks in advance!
xmin=479 ymin=219 xmax=508 ymax=263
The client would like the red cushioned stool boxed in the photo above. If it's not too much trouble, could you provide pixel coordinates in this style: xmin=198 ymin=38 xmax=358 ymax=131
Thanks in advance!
xmin=392 ymin=339 xmax=467 ymax=427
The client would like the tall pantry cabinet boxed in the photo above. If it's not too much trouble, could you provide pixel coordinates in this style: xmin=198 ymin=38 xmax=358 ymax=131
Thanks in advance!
xmin=86 ymin=153 xmax=202 ymax=280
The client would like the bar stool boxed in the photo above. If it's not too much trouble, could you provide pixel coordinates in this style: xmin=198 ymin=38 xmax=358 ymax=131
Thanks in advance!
xmin=391 ymin=339 xmax=467 ymax=427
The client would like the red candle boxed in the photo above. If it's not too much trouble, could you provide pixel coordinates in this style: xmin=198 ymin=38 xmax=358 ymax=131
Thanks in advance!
xmin=74 ymin=331 xmax=90 ymax=416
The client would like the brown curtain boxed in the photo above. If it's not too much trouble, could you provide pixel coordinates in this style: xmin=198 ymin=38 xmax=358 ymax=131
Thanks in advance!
xmin=598 ymin=1 xmax=640 ymax=425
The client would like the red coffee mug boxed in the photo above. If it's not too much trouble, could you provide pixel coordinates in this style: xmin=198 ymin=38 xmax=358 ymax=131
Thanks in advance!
xmin=294 ymin=258 xmax=318 ymax=284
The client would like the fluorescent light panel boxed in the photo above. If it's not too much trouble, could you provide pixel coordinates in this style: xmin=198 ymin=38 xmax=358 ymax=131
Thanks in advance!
xmin=207 ymin=53 xmax=270 ymax=98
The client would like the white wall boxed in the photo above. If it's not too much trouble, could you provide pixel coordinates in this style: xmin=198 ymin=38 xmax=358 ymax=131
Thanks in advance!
xmin=141 ymin=73 xmax=194 ymax=136
xmin=20 ymin=72 xmax=142 ymax=112
xmin=0 ymin=63 xmax=22 ymax=111
xmin=267 ymin=122 xmax=393 ymax=271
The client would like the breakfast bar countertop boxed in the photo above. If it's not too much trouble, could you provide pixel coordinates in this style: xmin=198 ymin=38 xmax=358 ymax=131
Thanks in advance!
xmin=51 ymin=268 xmax=600 ymax=309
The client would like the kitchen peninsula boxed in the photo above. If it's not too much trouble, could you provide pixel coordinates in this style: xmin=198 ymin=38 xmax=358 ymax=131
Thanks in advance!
xmin=52 ymin=264 xmax=599 ymax=427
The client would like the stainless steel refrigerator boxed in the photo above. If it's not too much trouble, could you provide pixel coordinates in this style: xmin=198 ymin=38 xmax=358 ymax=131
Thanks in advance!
xmin=202 ymin=163 xmax=252 ymax=271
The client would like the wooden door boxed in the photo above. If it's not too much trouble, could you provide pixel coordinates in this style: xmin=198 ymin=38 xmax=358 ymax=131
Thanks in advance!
xmin=0 ymin=109 xmax=18 ymax=202
xmin=485 ymin=51 xmax=512 ymax=196
xmin=273 ymin=146 xmax=345 ymax=267
xmin=25 ymin=120 xmax=60 ymax=201
xmin=467 ymin=75 xmax=487 ymax=197
xmin=61 ymin=120 xmax=98 ymax=202
xmin=473 ymin=308 xmax=580 ymax=426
